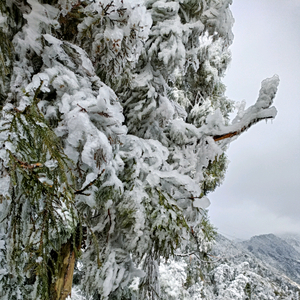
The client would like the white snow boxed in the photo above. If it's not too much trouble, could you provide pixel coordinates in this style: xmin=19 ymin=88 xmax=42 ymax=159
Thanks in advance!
xmin=193 ymin=196 xmax=211 ymax=209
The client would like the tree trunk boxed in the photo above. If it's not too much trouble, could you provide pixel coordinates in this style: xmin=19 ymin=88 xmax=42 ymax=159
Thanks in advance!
xmin=48 ymin=239 xmax=78 ymax=300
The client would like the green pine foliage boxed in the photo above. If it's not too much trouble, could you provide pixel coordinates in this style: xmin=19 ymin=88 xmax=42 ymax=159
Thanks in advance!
xmin=201 ymin=153 xmax=228 ymax=196
xmin=0 ymin=82 xmax=78 ymax=299
xmin=0 ymin=3 xmax=13 ymax=104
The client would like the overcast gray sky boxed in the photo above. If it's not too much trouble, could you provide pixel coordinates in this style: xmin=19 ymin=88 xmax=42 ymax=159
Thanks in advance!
xmin=208 ymin=0 xmax=300 ymax=240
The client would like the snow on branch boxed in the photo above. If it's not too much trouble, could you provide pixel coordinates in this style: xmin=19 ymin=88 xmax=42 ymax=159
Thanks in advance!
xmin=12 ymin=0 xmax=32 ymax=14
xmin=204 ymin=75 xmax=280 ymax=142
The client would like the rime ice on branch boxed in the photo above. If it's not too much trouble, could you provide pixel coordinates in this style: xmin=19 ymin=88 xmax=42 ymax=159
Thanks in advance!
xmin=211 ymin=74 xmax=279 ymax=142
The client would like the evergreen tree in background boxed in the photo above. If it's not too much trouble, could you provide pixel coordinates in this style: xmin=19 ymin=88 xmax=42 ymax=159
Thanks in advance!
xmin=0 ymin=0 xmax=279 ymax=299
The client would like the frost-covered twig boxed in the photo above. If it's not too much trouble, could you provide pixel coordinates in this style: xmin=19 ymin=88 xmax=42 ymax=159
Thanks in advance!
xmin=208 ymin=75 xmax=280 ymax=142
xmin=74 ymin=169 xmax=105 ymax=196
xmin=213 ymin=114 xmax=275 ymax=142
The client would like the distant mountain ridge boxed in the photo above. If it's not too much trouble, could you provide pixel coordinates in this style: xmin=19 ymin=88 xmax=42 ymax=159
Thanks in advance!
xmin=208 ymin=233 xmax=300 ymax=299
xmin=240 ymin=233 xmax=300 ymax=284
xmin=281 ymin=234 xmax=300 ymax=254
xmin=157 ymin=233 xmax=300 ymax=299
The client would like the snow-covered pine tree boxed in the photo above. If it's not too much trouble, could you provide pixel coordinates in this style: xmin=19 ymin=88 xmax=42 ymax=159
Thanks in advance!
xmin=0 ymin=0 xmax=279 ymax=299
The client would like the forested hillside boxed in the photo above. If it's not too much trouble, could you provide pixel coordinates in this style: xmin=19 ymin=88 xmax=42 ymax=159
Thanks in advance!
xmin=0 ymin=0 xmax=279 ymax=299
xmin=155 ymin=234 xmax=300 ymax=300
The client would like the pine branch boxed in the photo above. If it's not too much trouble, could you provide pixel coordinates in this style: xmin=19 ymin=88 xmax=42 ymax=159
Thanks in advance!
xmin=74 ymin=169 xmax=105 ymax=195
xmin=213 ymin=114 xmax=275 ymax=142
xmin=12 ymin=154 xmax=43 ymax=169
xmin=210 ymin=75 xmax=279 ymax=143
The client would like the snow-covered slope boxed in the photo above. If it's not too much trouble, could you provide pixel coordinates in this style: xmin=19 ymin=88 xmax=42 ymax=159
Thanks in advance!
xmin=210 ymin=234 xmax=300 ymax=299
xmin=156 ymin=234 xmax=300 ymax=299
xmin=241 ymin=234 xmax=300 ymax=284
xmin=281 ymin=234 xmax=300 ymax=254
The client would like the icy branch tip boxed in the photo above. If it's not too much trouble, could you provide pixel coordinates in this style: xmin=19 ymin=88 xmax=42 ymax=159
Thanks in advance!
xmin=256 ymin=74 xmax=280 ymax=109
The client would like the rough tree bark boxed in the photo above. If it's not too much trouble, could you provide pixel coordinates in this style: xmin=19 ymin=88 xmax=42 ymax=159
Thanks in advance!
xmin=48 ymin=237 xmax=80 ymax=300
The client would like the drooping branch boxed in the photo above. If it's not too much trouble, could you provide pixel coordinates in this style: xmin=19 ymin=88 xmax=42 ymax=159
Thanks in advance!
xmin=213 ymin=113 xmax=276 ymax=142
xmin=208 ymin=75 xmax=280 ymax=143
